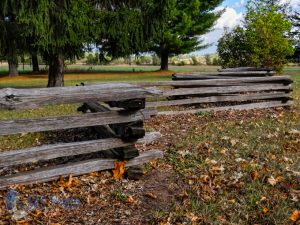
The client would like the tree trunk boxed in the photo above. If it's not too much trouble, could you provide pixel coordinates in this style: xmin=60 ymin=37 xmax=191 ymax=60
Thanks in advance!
xmin=48 ymin=54 xmax=64 ymax=87
xmin=8 ymin=57 xmax=19 ymax=77
xmin=160 ymin=50 xmax=169 ymax=70
xmin=32 ymin=53 xmax=39 ymax=74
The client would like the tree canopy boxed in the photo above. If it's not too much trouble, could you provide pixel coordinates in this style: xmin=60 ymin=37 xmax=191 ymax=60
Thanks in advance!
xmin=0 ymin=0 xmax=27 ymax=76
xmin=217 ymin=0 xmax=293 ymax=72
xmin=150 ymin=0 xmax=223 ymax=70
xmin=94 ymin=0 xmax=170 ymax=58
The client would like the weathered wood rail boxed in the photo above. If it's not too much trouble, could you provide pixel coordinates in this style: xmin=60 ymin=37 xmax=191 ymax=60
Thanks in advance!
xmin=137 ymin=68 xmax=293 ymax=115
xmin=0 ymin=83 xmax=162 ymax=189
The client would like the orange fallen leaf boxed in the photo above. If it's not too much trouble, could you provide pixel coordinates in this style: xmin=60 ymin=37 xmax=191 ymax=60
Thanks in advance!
xmin=29 ymin=209 xmax=42 ymax=217
xmin=251 ymin=171 xmax=258 ymax=180
xmin=200 ymin=175 xmax=210 ymax=183
xmin=113 ymin=161 xmax=126 ymax=180
xmin=126 ymin=196 xmax=135 ymax=204
xmin=58 ymin=175 xmax=79 ymax=188
xmin=88 ymin=171 xmax=99 ymax=177
xmin=262 ymin=207 xmax=269 ymax=214
xmin=16 ymin=220 xmax=29 ymax=225
xmin=150 ymin=160 xmax=158 ymax=168
xmin=290 ymin=210 xmax=300 ymax=222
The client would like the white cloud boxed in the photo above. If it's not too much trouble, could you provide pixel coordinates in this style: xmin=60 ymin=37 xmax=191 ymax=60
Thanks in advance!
xmin=232 ymin=0 xmax=245 ymax=9
xmin=280 ymin=0 xmax=299 ymax=7
xmin=195 ymin=7 xmax=244 ymax=54
xmin=215 ymin=7 xmax=244 ymax=29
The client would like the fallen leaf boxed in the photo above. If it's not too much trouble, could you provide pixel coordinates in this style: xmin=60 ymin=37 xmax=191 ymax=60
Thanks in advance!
xmin=260 ymin=196 xmax=267 ymax=202
xmin=29 ymin=209 xmax=42 ymax=218
xmin=251 ymin=171 xmax=258 ymax=180
xmin=113 ymin=161 xmax=126 ymax=180
xmin=267 ymin=176 xmax=284 ymax=186
xmin=230 ymin=139 xmax=238 ymax=146
xmin=268 ymin=176 xmax=277 ymax=186
xmin=210 ymin=165 xmax=225 ymax=174
xmin=126 ymin=196 xmax=135 ymax=204
xmin=262 ymin=207 xmax=269 ymax=214
xmin=185 ymin=212 xmax=199 ymax=222
xmin=290 ymin=210 xmax=300 ymax=222
xmin=57 ymin=175 xmax=79 ymax=189
xmin=145 ymin=192 xmax=157 ymax=199
xmin=88 ymin=172 xmax=99 ymax=177
xmin=200 ymin=175 xmax=210 ymax=184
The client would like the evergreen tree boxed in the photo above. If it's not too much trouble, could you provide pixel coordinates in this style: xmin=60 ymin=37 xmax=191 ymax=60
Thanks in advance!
xmin=19 ymin=0 xmax=94 ymax=87
xmin=151 ymin=0 xmax=223 ymax=70
xmin=0 ymin=0 xmax=26 ymax=76
xmin=94 ymin=0 xmax=170 ymax=59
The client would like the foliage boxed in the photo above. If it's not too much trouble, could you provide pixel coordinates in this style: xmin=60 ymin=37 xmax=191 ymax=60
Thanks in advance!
xmin=152 ymin=55 xmax=161 ymax=66
xmin=245 ymin=0 xmax=293 ymax=71
xmin=191 ymin=55 xmax=200 ymax=65
xmin=19 ymin=0 xmax=93 ymax=59
xmin=205 ymin=54 xmax=212 ymax=65
xmin=86 ymin=53 xmax=99 ymax=65
xmin=0 ymin=0 xmax=28 ymax=75
xmin=217 ymin=0 xmax=294 ymax=72
xmin=94 ymin=0 xmax=170 ymax=58
xmin=212 ymin=57 xmax=220 ymax=65
xmin=217 ymin=26 xmax=253 ymax=68
xmin=151 ymin=0 xmax=223 ymax=70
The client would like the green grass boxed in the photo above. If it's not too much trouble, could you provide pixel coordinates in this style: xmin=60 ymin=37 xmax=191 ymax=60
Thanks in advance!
xmin=0 ymin=64 xmax=220 ymax=74
xmin=0 ymin=66 xmax=299 ymax=224
xmin=147 ymin=107 xmax=299 ymax=224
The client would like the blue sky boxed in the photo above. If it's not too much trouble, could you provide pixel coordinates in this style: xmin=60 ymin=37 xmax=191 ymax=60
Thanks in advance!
xmin=195 ymin=0 xmax=247 ymax=55
xmin=195 ymin=0 xmax=299 ymax=55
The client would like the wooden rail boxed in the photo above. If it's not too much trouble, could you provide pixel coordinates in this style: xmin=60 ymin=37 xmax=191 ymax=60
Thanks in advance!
xmin=143 ymin=69 xmax=293 ymax=114
xmin=0 ymin=84 xmax=163 ymax=189
xmin=0 ymin=150 xmax=163 ymax=189
xmin=0 ymin=83 xmax=158 ymax=109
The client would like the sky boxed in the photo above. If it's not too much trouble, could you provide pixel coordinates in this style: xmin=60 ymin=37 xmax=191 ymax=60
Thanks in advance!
xmin=196 ymin=0 xmax=299 ymax=55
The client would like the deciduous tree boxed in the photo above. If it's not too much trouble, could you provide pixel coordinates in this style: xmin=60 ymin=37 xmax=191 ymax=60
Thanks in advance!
xmin=217 ymin=0 xmax=293 ymax=72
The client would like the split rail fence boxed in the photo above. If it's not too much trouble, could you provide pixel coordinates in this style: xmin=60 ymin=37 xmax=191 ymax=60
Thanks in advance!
xmin=0 ymin=83 xmax=162 ymax=189
xmin=136 ymin=68 xmax=293 ymax=115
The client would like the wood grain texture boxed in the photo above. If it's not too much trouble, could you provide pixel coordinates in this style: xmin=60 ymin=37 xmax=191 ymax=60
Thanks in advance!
xmin=218 ymin=67 xmax=272 ymax=72
xmin=134 ymin=76 xmax=292 ymax=87
xmin=0 ymin=132 xmax=162 ymax=167
xmin=159 ymin=100 xmax=293 ymax=115
xmin=147 ymin=93 xmax=290 ymax=108
xmin=163 ymin=84 xmax=292 ymax=97
xmin=0 ymin=150 xmax=164 ymax=189
xmin=0 ymin=83 xmax=159 ymax=110
xmin=0 ymin=108 xmax=157 ymax=136
xmin=174 ymin=71 xmax=275 ymax=76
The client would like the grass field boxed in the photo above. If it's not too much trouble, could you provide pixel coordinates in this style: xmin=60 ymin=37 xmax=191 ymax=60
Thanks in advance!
xmin=0 ymin=65 xmax=299 ymax=88
xmin=0 ymin=66 xmax=299 ymax=224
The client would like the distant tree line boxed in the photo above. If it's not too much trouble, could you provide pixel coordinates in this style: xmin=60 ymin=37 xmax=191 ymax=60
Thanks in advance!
xmin=0 ymin=0 xmax=223 ymax=86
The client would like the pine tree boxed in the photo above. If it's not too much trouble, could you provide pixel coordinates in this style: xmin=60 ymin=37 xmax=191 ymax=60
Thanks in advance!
xmin=151 ymin=0 xmax=223 ymax=70
xmin=0 ymin=0 xmax=26 ymax=76
xmin=18 ymin=0 xmax=94 ymax=87
xmin=94 ymin=0 xmax=170 ymax=59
